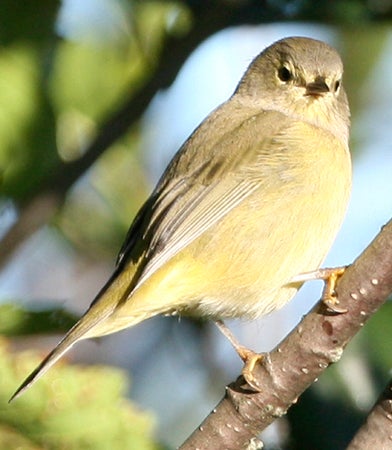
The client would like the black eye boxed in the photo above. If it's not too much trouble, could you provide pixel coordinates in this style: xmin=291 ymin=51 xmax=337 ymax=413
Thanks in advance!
xmin=278 ymin=66 xmax=292 ymax=82
xmin=334 ymin=80 xmax=341 ymax=92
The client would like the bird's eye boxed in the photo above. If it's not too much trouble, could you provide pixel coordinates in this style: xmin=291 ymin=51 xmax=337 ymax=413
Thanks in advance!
xmin=277 ymin=66 xmax=292 ymax=82
xmin=334 ymin=80 xmax=341 ymax=92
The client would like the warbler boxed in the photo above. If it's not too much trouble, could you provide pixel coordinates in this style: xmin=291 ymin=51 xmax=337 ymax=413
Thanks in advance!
xmin=11 ymin=36 xmax=351 ymax=400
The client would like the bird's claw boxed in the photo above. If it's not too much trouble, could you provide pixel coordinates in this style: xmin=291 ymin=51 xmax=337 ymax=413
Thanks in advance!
xmin=238 ymin=347 xmax=264 ymax=392
xmin=320 ymin=267 xmax=347 ymax=313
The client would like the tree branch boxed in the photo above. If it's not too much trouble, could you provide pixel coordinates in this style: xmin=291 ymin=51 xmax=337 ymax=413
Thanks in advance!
xmin=346 ymin=377 xmax=392 ymax=449
xmin=180 ymin=219 xmax=392 ymax=449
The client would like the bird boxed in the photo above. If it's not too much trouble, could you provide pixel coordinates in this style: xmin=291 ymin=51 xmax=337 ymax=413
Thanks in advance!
xmin=10 ymin=36 xmax=351 ymax=401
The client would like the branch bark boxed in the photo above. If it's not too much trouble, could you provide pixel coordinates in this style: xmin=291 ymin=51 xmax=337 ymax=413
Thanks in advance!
xmin=347 ymin=377 xmax=392 ymax=449
xmin=180 ymin=219 xmax=392 ymax=449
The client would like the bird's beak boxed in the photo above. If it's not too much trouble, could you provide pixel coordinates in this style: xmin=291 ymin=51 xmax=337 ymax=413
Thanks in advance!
xmin=305 ymin=78 xmax=329 ymax=97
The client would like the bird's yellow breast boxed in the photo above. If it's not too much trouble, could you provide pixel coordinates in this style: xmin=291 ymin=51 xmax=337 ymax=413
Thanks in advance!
xmin=117 ymin=120 xmax=351 ymax=324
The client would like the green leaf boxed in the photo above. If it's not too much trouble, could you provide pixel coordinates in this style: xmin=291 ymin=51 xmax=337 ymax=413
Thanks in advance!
xmin=0 ymin=45 xmax=58 ymax=201
xmin=0 ymin=303 xmax=78 ymax=336
xmin=0 ymin=338 xmax=159 ymax=449
xmin=0 ymin=0 xmax=59 ymax=44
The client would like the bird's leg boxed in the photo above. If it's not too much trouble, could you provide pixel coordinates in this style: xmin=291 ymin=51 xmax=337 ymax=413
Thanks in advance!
xmin=291 ymin=266 xmax=347 ymax=313
xmin=215 ymin=320 xmax=262 ymax=391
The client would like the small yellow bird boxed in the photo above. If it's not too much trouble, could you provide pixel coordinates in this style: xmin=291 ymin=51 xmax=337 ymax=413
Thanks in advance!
xmin=11 ymin=36 xmax=351 ymax=400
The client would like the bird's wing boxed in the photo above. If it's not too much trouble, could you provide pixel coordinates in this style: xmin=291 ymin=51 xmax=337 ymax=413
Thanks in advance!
xmin=117 ymin=110 xmax=290 ymax=292
xmin=136 ymin=178 xmax=260 ymax=289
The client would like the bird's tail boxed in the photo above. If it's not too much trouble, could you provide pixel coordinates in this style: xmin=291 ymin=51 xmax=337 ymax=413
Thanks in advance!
xmin=9 ymin=267 xmax=138 ymax=402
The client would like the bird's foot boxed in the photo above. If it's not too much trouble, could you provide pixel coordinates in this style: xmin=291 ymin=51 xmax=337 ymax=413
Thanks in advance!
xmin=215 ymin=320 xmax=263 ymax=391
xmin=291 ymin=266 xmax=348 ymax=313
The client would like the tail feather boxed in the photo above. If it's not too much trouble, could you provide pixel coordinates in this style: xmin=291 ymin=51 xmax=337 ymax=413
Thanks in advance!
xmin=9 ymin=268 xmax=129 ymax=402
xmin=10 ymin=331 xmax=80 ymax=402
xmin=9 ymin=304 xmax=113 ymax=402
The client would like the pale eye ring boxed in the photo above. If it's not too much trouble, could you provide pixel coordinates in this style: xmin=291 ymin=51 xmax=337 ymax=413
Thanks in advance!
xmin=334 ymin=80 xmax=341 ymax=92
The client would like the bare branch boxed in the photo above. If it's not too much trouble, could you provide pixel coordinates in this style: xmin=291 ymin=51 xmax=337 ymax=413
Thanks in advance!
xmin=347 ymin=378 xmax=392 ymax=449
xmin=180 ymin=219 xmax=392 ymax=449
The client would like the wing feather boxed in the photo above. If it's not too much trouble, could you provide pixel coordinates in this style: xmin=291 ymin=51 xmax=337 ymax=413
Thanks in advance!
xmin=135 ymin=178 xmax=259 ymax=289
xmin=116 ymin=108 xmax=292 ymax=293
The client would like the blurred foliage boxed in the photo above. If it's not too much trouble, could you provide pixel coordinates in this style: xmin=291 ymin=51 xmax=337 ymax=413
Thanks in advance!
xmin=0 ymin=0 xmax=60 ymax=43
xmin=340 ymin=24 xmax=391 ymax=119
xmin=0 ymin=303 xmax=77 ymax=336
xmin=362 ymin=299 xmax=392 ymax=373
xmin=0 ymin=338 xmax=159 ymax=449
xmin=57 ymin=133 xmax=148 ymax=258
xmin=0 ymin=44 xmax=58 ymax=200
xmin=0 ymin=0 xmax=188 ymax=251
